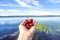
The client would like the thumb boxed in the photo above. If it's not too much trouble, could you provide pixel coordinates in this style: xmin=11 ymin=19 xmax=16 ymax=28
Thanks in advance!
xmin=19 ymin=21 xmax=27 ymax=32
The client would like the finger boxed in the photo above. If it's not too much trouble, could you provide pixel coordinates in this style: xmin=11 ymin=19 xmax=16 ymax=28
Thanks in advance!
xmin=19 ymin=21 xmax=27 ymax=31
xmin=29 ymin=26 xmax=35 ymax=33
xmin=29 ymin=20 xmax=36 ymax=33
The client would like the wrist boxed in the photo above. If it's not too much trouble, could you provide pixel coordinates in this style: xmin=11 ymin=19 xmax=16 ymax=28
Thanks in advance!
xmin=17 ymin=33 xmax=32 ymax=40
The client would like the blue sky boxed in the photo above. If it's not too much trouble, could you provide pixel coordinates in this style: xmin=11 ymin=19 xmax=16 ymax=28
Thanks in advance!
xmin=0 ymin=0 xmax=60 ymax=16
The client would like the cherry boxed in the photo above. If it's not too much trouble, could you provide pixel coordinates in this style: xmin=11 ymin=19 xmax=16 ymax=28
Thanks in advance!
xmin=22 ymin=20 xmax=28 ymax=26
xmin=26 ymin=24 xmax=30 ymax=29
xmin=22 ymin=19 xmax=34 ymax=29
xmin=29 ymin=19 xmax=33 ymax=23
xmin=29 ymin=23 xmax=34 ymax=26
xmin=22 ymin=22 xmax=26 ymax=26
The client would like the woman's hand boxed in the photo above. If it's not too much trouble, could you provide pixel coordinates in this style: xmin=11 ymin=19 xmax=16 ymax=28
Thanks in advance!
xmin=17 ymin=19 xmax=36 ymax=40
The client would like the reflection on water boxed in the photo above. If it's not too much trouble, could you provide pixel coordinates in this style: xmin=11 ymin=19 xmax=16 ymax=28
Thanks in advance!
xmin=0 ymin=17 xmax=60 ymax=40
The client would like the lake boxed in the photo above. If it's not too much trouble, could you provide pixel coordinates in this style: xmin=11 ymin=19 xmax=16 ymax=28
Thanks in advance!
xmin=0 ymin=17 xmax=60 ymax=40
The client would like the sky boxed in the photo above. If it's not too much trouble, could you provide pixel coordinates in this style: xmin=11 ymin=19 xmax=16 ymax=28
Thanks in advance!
xmin=0 ymin=0 xmax=60 ymax=16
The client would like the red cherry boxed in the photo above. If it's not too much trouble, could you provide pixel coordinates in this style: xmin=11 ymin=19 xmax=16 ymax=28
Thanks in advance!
xmin=22 ymin=22 xmax=26 ymax=26
xmin=30 ymin=23 xmax=34 ymax=26
xmin=24 ymin=20 xmax=28 ymax=23
xmin=29 ymin=23 xmax=33 ymax=26
xmin=32 ymin=23 xmax=34 ymax=26
xmin=25 ymin=24 xmax=28 ymax=27
xmin=22 ymin=20 xmax=28 ymax=26
xmin=22 ymin=19 xmax=34 ymax=29
xmin=27 ymin=26 xmax=31 ymax=29
xmin=25 ymin=24 xmax=30 ymax=29
xmin=30 ymin=19 xmax=33 ymax=22
xmin=29 ymin=19 xmax=33 ymax=23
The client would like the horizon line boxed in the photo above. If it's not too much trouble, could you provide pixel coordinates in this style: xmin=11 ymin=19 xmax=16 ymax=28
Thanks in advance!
xmin=0 ymin=15 xmax=60 ymax=18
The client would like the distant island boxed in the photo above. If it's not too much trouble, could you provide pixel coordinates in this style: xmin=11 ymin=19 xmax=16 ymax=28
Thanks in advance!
xmin=0 ymin=15 xmax=60 ymax=18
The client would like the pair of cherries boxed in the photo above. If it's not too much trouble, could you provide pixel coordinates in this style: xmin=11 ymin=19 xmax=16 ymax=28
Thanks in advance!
xmin=22 ymin=19 xmax=34 ymax=29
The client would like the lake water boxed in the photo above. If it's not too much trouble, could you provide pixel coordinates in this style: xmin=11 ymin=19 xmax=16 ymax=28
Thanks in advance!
xmin=0 ymin=17 xmax=60 ymax=40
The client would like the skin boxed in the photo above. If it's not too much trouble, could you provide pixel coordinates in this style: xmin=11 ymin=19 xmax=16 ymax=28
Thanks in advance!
xmin=17 ymin=20 xmax=36 ymax=40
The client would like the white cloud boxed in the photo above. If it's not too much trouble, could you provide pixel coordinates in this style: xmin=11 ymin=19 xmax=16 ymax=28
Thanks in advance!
xmin=0 ymin=9 xmax=60 ymax=16
xmin=22 ymin=10 xmax=60 ymax=15
xmin=0 ymin=4 xmax=19 ymax=7
xmin=22 ymin=0 xmax=34 ymax=3
xmin=7 ymin=10 xmax=20 ymax=12
xmin=0 ymin=9 xmax=21 ymax=16
xmin=15 ymin=0 xmax=43 ymax=8
xmin=0 ymin=4 xmax=12 ymax=7
xmin=0 ymin=9 xmax=20 ymax=12
xmin=0 ymin=9 xmax=5 ymax=11
xmin=15 ymin=0 xmax=31 ymax=7
xmin=33 ymin=1 xmax=40 ymax=7
xmin=49 ymin=0 xmax=60 ymax=3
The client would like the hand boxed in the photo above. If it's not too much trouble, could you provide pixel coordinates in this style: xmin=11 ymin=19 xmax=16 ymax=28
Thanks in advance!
xmin=17 ymin=19 xmax=36 ymax=40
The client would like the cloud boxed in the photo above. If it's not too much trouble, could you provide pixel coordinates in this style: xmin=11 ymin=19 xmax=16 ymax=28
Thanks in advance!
xmin=15 ymin=0 xmax=31 ymax=7
xmin=0 ymin=9 xmax=21 ymax=16
xmin=0 ymin=9 xmax=60 ymax=16
xmin=23 ymin=10 xmax=60 ymax=16
xmin=7 ymin=10 xmax=20 ymax=12
xmin=0 ymin=4 xmax=19 ymax=8
xmin=0 ymin=9 xmax=5 ymax=12
xmin=0 ymin=4 xmax=12 ymax=7
xmin=0 ymin=9 xmax=43 ymax=16
xmin=0 ymin=9 xmax=20 ymax=12
xmin=49 ymin=0 xmax=60 ymax=3
xmin=15 ymin=0 xmax=43 ymax=8
xmin=33 ymin=0 xmax=41 ymax=7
